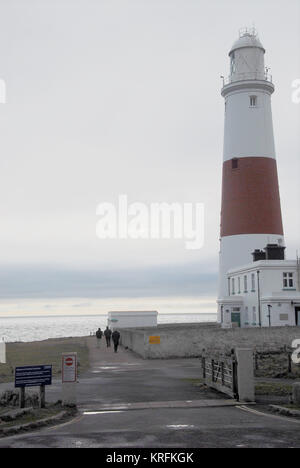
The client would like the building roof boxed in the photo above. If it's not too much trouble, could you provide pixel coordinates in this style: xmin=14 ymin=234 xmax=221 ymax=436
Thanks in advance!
xmin=227 ymin=259 xmax=298 ymax=275
xmin=108 ymin=310 xmax=158 ymax=315
xmin=229 ymin=31 xmax=265 ymax=56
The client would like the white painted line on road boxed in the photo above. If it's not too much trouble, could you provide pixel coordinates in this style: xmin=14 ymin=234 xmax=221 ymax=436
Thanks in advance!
xmin=236 ymin=405 xmax=300 ymax=424
xmin=166 ymin=425 xmax=195 ymax=429
xmin=97 ymin=366 xmax=119 ymax=370
xmin=83 ymin=410 xmax=124 ymax=415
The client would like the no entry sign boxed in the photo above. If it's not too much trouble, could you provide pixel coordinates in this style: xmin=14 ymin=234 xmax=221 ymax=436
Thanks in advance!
xmin=62 ymin=353 xmax=77 ymax=383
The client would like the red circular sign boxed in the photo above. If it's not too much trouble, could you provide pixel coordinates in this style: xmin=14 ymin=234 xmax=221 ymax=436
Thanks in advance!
xmin=65 ymin=357 xmax=73 ymax=366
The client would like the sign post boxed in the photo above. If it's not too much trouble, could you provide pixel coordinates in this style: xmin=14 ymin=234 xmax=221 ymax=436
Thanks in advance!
xmin=15 ymin=365 xmax=52 ymax=408
xmin=62 ymin=353 xmax=77 ymax=407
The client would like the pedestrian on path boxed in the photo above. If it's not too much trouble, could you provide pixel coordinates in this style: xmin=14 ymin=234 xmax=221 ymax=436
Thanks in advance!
xmin=104 ymin=326 xmax=112 ymax=347
xmin=112 ymin=330 xmax=120 ymax=353
xmin=96 ymin=328 xmax=103 ymax=348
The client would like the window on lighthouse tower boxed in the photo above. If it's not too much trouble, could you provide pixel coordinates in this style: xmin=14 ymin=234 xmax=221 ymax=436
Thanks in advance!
xmin=250 ymin=95 xmax=257 ymax=107
xmin=232 ymin=158 xmax=239 ymax=169
xmin=230 ymin=52 xmax=236 ymax=74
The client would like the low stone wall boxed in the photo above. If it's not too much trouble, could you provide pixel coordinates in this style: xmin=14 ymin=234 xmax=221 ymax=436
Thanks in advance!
xmin=120 ymin=322 xmax=300 ymax=359
xmin=120 ymin=328 xmax=146 ymax=358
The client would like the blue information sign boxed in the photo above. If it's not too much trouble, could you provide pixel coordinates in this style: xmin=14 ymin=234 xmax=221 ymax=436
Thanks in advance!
xmin=15 ymin=365 xmax=52 ymax=388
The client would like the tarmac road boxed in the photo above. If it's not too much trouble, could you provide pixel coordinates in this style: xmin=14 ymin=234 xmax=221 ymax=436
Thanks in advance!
xmin=1 ymin=402 xmax=300 ymax=448
xmin=0 ymin=337 xmax=299 ymax=448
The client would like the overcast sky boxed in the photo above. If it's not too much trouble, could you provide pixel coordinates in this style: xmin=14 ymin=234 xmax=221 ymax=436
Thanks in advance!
xmin=0 ymin=0 xmax=299 ymax=300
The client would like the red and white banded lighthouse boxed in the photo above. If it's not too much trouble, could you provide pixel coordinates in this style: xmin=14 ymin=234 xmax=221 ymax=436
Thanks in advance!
xmin=218 ymin=28 xmax=284 ymax=306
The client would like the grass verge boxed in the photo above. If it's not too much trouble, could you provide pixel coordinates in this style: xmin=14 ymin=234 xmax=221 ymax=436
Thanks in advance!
xmin=0 ymin=406 xmax=63 ymax=429
xmin=0 ymin=337 xmax=90 ymax=383
xmin=255 ymin=381 xmax=293 ymax=396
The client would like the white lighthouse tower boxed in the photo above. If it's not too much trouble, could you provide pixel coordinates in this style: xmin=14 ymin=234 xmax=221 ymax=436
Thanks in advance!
xmin=218 ymin=28 xmax=285 ymax=316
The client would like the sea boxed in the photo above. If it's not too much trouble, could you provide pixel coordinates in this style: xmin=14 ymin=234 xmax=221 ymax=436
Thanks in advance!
xmin=0 ymin=313 xmax=217 ymax=343
xmin=0 ymin=296 xmax=217 ymax=343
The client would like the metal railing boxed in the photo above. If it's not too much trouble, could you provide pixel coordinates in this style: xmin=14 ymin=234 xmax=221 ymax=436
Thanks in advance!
xmin=222 ymin=72 xmax=273 ymax=87
xmin=239 ymin=27 xmax=258 ymax=38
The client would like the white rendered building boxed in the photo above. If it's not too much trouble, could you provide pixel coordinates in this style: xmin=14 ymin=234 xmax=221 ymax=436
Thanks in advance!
xmin=218 ymin=245 xmax=300 ymax=328
xmin=107 ymin=310 xmax=158 ymax=330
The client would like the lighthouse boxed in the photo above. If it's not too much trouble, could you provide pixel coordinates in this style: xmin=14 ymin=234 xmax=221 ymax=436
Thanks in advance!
xmin=218 ymin=28 xmax=285 ymax=319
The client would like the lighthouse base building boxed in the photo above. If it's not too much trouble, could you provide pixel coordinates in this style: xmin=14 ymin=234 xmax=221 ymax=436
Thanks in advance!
xmin=218 ymin=244 xmax=300 ymax=328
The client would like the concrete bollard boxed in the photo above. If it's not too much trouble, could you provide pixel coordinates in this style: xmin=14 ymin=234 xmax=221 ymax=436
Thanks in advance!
xmin=292 ymin=383 xmax=300 ymax=405
xmin=235 ymin=348 xmax=255 ymax=402
xmin=0 ymin=341 xmax=6 ymax=364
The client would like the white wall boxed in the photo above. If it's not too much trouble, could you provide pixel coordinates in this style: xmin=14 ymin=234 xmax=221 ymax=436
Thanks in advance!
xmin=222 ymin=261 xmax=300 ymax=327
xmin=261 ymin=301 xmax=296 ymax=327
xmin=120 ymin=323 xmax=300 ymax=359
xmin=218 ymin=234 xmax=284 ymax=300
xmin=223 ymin=89 xmax=275 ymax=161
xmin=108 ymin=311 xmax=157 ymax=330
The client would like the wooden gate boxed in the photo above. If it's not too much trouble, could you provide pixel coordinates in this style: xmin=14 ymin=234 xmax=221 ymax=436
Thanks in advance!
xmin=201 ymin=350 xmax=238 ymax=399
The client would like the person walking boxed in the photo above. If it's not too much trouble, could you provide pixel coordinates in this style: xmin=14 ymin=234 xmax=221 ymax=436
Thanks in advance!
xmin=112 ymin=329 xmax=120 ymax=353
xmin=104 ymin=326 xmax=112 ymax=347
xmin=96 ymin=328 xmax=103 ymax=348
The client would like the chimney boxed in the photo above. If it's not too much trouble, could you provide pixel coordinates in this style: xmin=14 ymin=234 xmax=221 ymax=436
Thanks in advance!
xmin=252 ymin=249 xmax=266 ymax=262
xmin=264 ymin=243 xmax=286 ymax=260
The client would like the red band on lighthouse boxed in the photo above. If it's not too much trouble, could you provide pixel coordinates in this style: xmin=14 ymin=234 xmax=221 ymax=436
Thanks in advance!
xmin=220 ymin=157 xmax=284 ymax=237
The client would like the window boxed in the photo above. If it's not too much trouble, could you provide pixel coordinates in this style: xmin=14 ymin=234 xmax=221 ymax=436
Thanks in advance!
xmin=251 ymin=273 xmax=256 ymax=292
xmin=238 ymin=277 xmax=241 ymax=294
xmin=230 ymin=53 xmax=236 ymax=74
xmin=283 ymin=272 xmax=294 ymax=289
xmin=232 ymin=158 xmax=238 ymax=169
xmin=250 ymin=95 xmax=257 ymax=107
xmin=244 ymin=275 xmax=248 ymax=293
xmin=253 ymin=306 xmax=257 ymax=325
xmin=245 ymin=306 xmax=249 ymax=324
xmin=232 ymin=278 xmax=235 ymax=295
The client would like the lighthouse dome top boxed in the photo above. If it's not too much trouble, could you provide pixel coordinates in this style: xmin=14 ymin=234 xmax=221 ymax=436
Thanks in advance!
xmin=229 ymin=28 xmax=265 ymax=56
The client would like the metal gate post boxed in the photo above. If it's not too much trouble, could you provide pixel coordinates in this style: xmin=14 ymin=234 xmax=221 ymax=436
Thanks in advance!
xmin=231 ymin=351 xmax=238 ymax=400
xmin=202 ymin=356 xmax=206 ymax=379
xmin=39 ymin=384 xmax=46 ymax=408
xmin=19 ymin=387 xmax=25 ymax=409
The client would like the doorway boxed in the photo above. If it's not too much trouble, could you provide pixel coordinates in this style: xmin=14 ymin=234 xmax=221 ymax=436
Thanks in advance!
xmin=295 ymin=307 xmax=300 ymax=326
xmin=231 ymin=311 xmax=241 ymax=328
